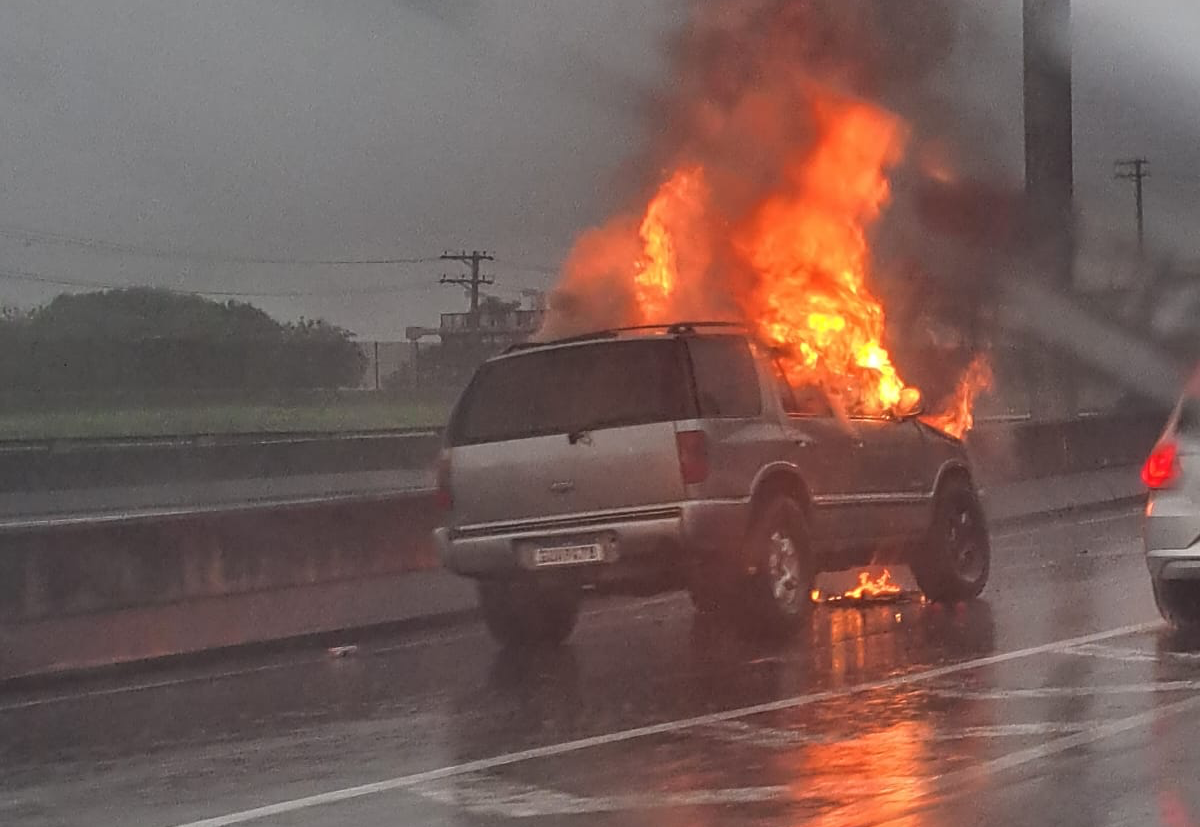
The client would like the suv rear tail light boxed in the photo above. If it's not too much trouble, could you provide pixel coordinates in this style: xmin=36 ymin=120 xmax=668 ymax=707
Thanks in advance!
xmin=676 ymin=430 xmax=709 ymax=485
xmin=1142 ymin=441 xmax=1180 ymax=490
xmin=435 ymin=452 xmax=454 ymax=510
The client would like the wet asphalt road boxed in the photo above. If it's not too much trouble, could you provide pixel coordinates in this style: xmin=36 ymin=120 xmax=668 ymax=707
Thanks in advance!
xmin=3 ymin=505 xmax=1199 ymax=827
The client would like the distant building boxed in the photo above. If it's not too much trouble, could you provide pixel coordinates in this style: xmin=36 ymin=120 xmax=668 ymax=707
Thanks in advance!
xmin=401 ymin=292 xmax=547 ymax=388
xmin=437 ymin=307 xmax=543 ymax=354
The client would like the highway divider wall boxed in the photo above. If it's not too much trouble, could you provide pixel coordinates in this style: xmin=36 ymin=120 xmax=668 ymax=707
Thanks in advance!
xmin=0 ymin=412 xmax=1165 ymax=681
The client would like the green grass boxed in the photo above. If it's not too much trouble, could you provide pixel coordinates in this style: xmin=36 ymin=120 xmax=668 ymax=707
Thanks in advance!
xmin=0 ymin=397 xmax=451 ymax=440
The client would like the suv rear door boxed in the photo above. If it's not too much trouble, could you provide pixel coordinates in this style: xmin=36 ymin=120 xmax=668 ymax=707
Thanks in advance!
xmin=681 ymin=335 xmax=781 ymax=499
xmin=445 ymin=338 xmax=692 ymax=528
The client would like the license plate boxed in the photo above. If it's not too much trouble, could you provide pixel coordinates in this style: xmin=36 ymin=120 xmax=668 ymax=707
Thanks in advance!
xmin=533 ymin=543 xmax=604 ymax=568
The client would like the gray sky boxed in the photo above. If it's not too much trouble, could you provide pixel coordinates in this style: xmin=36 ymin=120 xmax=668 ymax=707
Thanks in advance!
xmin=0 ymin=0 xmax=1197 ymax=338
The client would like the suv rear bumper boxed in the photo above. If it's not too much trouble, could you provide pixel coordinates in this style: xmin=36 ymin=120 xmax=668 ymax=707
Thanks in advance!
xmin=435 ymin=499 xmax=748 ymax=579
xmin=1145 ymin=492 xmax=1200 ymax=580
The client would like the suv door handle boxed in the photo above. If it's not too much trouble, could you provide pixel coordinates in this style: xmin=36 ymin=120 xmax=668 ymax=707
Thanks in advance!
xmin=793 ymin=436 xmax=815 ymax=448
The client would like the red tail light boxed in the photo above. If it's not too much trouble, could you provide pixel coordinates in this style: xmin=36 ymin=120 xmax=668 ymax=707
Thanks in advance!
xmin=1142 ymin=442 xmax=1180 ymax=490
xmin=676 ymin=430 xmax=709 ymax=485
xmin=435 ymin=452 xmax=453 ymax=510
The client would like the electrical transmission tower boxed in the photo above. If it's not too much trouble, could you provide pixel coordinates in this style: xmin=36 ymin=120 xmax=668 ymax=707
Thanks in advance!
xmin=1114 ymin=158 xmax=1150 ymax=255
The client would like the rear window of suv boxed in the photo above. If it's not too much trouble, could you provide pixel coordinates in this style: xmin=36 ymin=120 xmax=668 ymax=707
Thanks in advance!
xmin=449 ymin=339 xmax=692 ymax=446
xmin=687 ymin=336 xmax=762 ymax=418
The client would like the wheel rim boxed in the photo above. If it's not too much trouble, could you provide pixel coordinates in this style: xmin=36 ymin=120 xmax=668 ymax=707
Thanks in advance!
xmin=767 ymin=530 xmax=804 ymax=612
xmin=947 ymin=501 xmax=985 ymax=582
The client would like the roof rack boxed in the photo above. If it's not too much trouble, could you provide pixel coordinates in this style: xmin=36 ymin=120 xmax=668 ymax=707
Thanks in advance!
xmin=503 ymin=321 xmax=746 ymax=353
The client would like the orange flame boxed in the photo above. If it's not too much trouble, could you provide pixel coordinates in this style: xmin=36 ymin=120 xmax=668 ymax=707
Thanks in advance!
xmin=634 ymin=167 xmax=705 ymax=324
xmin=553 ymin=84 xmax=990 ymax=436
xmin=842 ymin=569 xmax=904 ymax=600
xmin=738 ymin=97 xmax=908 ymax=415
xmin=921 ymin=353 xmax=994 ymax=439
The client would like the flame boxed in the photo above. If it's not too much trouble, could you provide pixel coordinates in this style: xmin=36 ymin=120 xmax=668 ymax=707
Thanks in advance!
xmin=634 ymin=167 xmax=705 ymax=324
xmin=738 ymin=96 xmax=909 ymax=416
xmin=548 ymin=72 xmax=990 ymax=433
xmin=842 ymin=569 xmax=904 ymax=600
xmin=921 ymin=353 xmax=994 ymax=439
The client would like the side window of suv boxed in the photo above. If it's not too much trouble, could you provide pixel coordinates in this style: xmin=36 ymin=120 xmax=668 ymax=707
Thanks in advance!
xmin=687 ymin=336 xmax=763 ymax=418
xmin=773 ymin=361 xmax=833 ymax=417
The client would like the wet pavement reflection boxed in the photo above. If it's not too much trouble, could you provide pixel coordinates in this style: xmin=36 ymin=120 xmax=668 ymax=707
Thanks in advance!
xmin=2 ymin=508 xmax=1199 ymax=826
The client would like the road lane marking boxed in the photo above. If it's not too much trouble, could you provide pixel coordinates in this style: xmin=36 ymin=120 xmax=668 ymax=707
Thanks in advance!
xmin=926 ymin=680 xmax=1200 ymax=700
xmin=167 ymin=621 xmax=1157 ymax=827
xmin=815 ymin=692 xmax=1200 ymax=827
xmin=423 ymin=693 xmax=1200 ymax=822
xmin=411 ymin=774 xmax=807 ymax=817
xmin=1062 ymin=642 xmax=1200 ymax=664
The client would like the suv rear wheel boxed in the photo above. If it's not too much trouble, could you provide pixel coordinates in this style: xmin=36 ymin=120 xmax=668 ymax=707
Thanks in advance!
xmin=912 ymin=478 xmax=990 ymax=603
xmin=477 ymin=581 xmax=581 ymax=648
xmin=737 ymin=497 xmax=815 ymax=635
xmin=1152 ymin=578 xmax=1200 ymax=629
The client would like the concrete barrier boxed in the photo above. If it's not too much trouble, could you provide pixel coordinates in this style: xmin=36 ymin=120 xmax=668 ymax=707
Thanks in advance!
xmin=0 ymin=412 xmax=1166 ymax=681
xmin=0 ymin=493 xmax=442 ymax=680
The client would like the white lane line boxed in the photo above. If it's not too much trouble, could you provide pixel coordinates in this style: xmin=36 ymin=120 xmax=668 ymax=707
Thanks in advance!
xmin=813 ymin=692 xmax=1200 ymax=827
xmin=926 ymin=680 xmax=1200 ymax=700
xmin=167 ymin=621 xmax=1156 ymax=827
xmin=411 ymin=774 xmax=806 ymax=818
xmin=416 ymin=695 xmax=1198 ymax=821
xmin=1062 ymin=643 xmax=1200 ymax=664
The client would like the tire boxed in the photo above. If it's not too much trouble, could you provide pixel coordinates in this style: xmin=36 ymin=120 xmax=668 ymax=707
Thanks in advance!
xmin=912 ymin=478 xmax=991 ymax=603
xmin=1152 ymin=577 xmax=1200 ymax=630
xmin=736 ymin=497 xmax=816 ymax=635
xmin=477 ymin=581 xmax=581 ymax=648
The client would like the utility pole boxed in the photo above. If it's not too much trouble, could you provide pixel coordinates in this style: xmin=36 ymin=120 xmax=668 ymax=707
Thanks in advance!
xmin=439 ymin=250 xmax=495 ymax=324
xmin=1114 ymin=158 xmax=1149 ymax=256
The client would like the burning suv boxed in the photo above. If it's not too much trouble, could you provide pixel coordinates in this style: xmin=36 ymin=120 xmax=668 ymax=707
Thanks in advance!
xmin=435 ymin=323 xmax=990 ymax=646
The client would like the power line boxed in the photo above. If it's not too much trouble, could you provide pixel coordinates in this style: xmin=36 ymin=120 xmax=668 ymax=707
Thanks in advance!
xmin=0 ymin=224 xmax=441 ymax=267
xmin=0 ymin=267 xmax=438 ymax=299
xmin=491 ymin=257 xmax=559 ymax=276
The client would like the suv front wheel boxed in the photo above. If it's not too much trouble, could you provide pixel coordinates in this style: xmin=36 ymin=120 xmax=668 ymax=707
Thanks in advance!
xmin=477 ymin=580 xmax=581 ymax=648
xmin=912 ymin=478 xmax=990 ymax=603
xmin=738 ymin=497 xmax=816 ymax=635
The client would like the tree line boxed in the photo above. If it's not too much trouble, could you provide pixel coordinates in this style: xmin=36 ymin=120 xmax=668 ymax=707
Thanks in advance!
xmin=0 ymin=288 xmax=365 ymax=392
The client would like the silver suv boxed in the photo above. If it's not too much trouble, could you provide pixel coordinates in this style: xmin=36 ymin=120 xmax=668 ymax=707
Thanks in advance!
xmin=1144 ymin=369 xmax=1200 ymax=628
xmin=435 ymin=323 xmax=990 ymax=645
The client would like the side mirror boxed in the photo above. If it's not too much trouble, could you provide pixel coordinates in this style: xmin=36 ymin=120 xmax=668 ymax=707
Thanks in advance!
xmin=895 ymin=387 xmax=924 ymax=419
